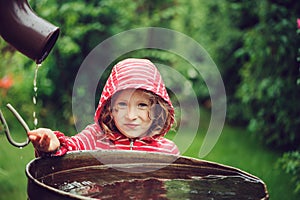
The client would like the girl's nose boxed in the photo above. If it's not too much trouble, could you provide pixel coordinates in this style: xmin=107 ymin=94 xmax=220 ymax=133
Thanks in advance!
xmin=126 ymin=106 xmax=138 ymax=120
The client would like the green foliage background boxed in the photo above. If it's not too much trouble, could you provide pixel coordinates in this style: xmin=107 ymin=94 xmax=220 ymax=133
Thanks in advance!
xmin=1 ymin=0 xmax=299 ymax=196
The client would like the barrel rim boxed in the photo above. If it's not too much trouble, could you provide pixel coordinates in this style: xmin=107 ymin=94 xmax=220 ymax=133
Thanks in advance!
xmin=26 ymin=150 xmax=269 ymax=199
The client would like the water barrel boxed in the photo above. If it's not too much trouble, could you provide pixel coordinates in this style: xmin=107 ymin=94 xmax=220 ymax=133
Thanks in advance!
xmin=26 ymin=150 xmax=269 ymax=200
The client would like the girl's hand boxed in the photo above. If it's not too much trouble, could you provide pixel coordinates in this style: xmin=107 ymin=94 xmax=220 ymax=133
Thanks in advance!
xmin=27 ymin=128 xmax=60 ymax=152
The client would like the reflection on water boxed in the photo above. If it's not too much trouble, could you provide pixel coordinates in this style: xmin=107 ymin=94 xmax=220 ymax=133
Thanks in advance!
xmin=58 ymin=178 xmax=168 ymax=199
xmin=55 ymin=175 xmax=265 ymax=200
xmin=34 ymin=156 xmax=267 ymax=200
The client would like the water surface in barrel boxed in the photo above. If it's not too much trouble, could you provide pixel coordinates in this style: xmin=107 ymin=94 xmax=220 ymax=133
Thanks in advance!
xmin=41 ymin=165 xmax=267 ymax=200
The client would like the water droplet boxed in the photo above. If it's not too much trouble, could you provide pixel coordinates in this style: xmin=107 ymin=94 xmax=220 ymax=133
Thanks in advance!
xmin=33 ymin=96 xmax=36 ymax=105
xmin=34 ymin=118 xmax=38 ymax=126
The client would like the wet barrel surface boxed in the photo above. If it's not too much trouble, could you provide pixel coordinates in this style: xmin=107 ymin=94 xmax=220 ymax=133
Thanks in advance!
xmin=26 ymin=150 xmax=269 ymax=200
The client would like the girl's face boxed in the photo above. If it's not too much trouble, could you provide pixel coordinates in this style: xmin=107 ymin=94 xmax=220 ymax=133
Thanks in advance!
xmin=112 ymin=89 xmax=153 ymax=138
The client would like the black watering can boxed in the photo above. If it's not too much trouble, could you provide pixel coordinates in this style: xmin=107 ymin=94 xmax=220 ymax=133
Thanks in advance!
xmin=0 ymin=0 xmax=60 ymax=64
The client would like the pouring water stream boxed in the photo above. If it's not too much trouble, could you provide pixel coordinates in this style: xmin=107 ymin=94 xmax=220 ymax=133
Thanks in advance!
xmin=33 ymin=64 xmax=41 ymax=128
xmin=0 ymin=64 xmax=41 ymax=147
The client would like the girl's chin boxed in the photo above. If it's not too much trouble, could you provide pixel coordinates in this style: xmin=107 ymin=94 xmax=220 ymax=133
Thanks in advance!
xmin=122 ymin=131 xmax=146 ymax=139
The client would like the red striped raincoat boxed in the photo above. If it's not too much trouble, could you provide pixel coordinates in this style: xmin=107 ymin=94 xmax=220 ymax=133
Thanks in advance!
xmin=49 ymin=58 xmax=179 ymax=156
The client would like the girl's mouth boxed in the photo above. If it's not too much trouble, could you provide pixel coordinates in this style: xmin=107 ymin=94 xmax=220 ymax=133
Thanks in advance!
xmin=125 ymin=124 xmax=138 ymax=129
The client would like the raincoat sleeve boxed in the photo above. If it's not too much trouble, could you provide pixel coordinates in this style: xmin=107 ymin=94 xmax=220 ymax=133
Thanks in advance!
xmin=35 ymin=123 xmax=103 ymax=157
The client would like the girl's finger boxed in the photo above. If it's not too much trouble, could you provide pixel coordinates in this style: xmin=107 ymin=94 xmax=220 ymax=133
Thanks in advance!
xmin=39 ymin=134 xmax=47 ymax=149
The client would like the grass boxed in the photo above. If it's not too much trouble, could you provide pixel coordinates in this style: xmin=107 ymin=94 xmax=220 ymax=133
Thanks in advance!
xmin=0 ymin=134 xmax=35 ymax=200
xmin=0 ymin=108 xmax=299 ymax=200
xmin=178 ymin=108 xmax=300 ymax=200
xmin=183 ymin=124 xmax=299 ymax=200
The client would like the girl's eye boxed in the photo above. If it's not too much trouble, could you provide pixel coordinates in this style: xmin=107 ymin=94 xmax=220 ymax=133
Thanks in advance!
xmin=117 ymin=102 xmax=127 ymax=109
xmin=138 ymin=103 xmax=149 ymax=109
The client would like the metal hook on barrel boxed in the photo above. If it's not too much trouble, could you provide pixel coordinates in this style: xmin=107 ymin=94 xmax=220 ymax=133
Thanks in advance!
xmin=0 ymin=103 xmax=30 ymax=148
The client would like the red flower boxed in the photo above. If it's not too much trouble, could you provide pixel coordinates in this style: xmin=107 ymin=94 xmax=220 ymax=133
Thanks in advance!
xmin=0 ymin=75 xmax=13 ymax=89
xmin=297 ymin=19 xmax=300 ymax=29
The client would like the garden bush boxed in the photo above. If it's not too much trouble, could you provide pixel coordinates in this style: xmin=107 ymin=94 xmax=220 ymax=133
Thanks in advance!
xmin=222 ymin=0 xmax=300 ymax=150
xmin=277 ymin=151 xmax=300 ymax=194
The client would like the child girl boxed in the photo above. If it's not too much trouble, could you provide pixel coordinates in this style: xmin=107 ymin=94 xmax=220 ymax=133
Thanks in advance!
xmin=28 ymin=58 xmax=179 ymax=156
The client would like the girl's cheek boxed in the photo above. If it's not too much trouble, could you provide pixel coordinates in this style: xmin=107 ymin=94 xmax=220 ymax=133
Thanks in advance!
xmin=141 ymin=110 xmax=152 ymax=121
xmin=147 ymin=108 xmax=155 ymax=120
xmin=114 ymin=111 xmax=125 ymax=121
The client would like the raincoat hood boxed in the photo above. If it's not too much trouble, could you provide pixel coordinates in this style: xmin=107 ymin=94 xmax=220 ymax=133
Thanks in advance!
xmin=94 ymin=58 xmax=174 ymax=138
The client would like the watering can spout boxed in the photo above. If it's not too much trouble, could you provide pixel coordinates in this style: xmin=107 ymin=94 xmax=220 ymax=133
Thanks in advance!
xmin=0 ymin=0 xmax=60 ymax=64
